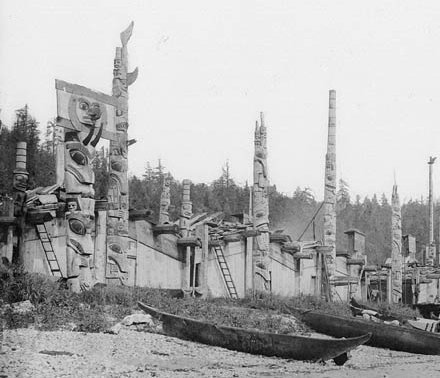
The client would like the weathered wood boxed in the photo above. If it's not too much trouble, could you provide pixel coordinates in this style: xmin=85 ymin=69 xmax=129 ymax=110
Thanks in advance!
xmin=179 ymin=179 xmax=192 ymax=235
xmin=425 ymin=273 xmax=440 ymax=279
xmin=253 ymin=112 xmax=271 ymax=291
xmin=331 ymin=277 xmax=359 ymax=286
xmin=55 ymin=79 xmax=119 ymax=107
xmin=105 ymin=22 xmax=138 ymax=286
xmin=269 ymin=233 xmax=291 ymax=243
xmin=152 ymin=224 xmax=180 ymax=235
xmin=223 ymin=234 xmax=242 ymax=243
xmin=177 ymin=237 xmax=201 ymax=248
xmin=323 ymin=90 xmax=337 ymax=287
xmin=293 ymin=252 xmax=313 ymax=260
xmin=158 ymin=174 xmax=171 ymax=224
xmin=208 ymin=239 xmax=222 ymax=248
xmin=428 ymin=157 xmax=437 ymax=265
xmin=299 ymin=309 xmax=440 ymax=355
xmin=242 ymin=229 xmax=260 ymax=238
xmin=347 ymin=258 xmax=365 ymax=266
xmin=138 ymin=302 xmax=370 ymax=363
xmin=391 ymin=185 xmax=402 ymax=303
xmin=128 ymin=209 xmax=153 ymax=221
xmin=363 ymin=265 xmax=378 ymax=272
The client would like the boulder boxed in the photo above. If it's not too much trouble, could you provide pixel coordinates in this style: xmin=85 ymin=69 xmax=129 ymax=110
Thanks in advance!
xmin=106 ymin=322 xmax=122 ymax=335
xmin=121 ymin=314 xmax=154 ymax=327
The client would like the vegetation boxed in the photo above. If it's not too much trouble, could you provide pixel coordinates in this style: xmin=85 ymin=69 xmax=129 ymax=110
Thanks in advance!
xmin=0 ymin=263 xmax=419 ymax=335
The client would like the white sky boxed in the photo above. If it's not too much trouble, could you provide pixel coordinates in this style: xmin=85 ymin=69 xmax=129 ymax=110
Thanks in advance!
xmin=1 ymin=0 xmax=440 ymax=202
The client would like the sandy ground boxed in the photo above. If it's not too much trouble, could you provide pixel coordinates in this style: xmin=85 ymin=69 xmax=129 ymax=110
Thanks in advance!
xmin=1 ymin=328 xmax=440 ymax=378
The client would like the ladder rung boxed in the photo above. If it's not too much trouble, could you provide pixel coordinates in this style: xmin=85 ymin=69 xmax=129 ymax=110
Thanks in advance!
xmin=48 ymin=261 xmax=60 ymax=270
xmin=46 ymin=251 xmax=56 ymax=259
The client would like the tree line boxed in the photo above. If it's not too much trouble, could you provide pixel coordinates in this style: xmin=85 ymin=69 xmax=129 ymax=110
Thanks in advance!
xmin=1 ymin=107 xmax=437 ymax=265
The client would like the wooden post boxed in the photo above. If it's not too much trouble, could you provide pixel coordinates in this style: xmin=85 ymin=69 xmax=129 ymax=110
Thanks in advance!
xmin=159 ymin=174 xmax=171 ymax=224
xmin=316 ymin=252 xmax=322 ymax=298
xmin=323 ymin=90 xmax=337 ymax=298
xmin=252 ymin=112 xmax=271 ymax=292
xmin=428 ymin=157 xmax=437 ymax=265
xmin=391 ymin=184 xmax=402 ymax=303
xmin=196 ymin=223 xmax=209 ymax=295
xmin=106 ymin=22 xmax=138 ymax=285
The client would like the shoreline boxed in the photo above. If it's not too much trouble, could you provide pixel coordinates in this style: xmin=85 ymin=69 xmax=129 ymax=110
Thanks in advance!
xmin=1 ymin=328 xmax=440 ymax=377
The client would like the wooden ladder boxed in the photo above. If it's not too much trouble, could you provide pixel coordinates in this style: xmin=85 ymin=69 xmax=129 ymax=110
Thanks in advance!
xmin=211 ymin=244 xmax=238 ymax=299
xmin=36 ymin=223 xmax=62 ymax=277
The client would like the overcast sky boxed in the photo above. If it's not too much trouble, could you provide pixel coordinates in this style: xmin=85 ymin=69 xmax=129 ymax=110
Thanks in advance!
xmin=1 ymin=1 xmax=440 ymax=202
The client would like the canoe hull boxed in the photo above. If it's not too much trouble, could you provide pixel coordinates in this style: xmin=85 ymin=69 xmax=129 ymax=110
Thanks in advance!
xmin=138 ymin=302 xmax=370 ymax=362
xmin=300 ymin=310 xmax=440 ymax=355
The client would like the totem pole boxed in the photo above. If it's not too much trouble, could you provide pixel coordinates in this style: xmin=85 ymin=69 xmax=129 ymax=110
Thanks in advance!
xmin=12 ymin=141 xmax=29 ymax=265
xmin=159 ymin=174 xmax=171 ymax=224
xmin=179 ymin=179 xmax=193 ymax=235
xmin=56 ymin=80 xmax=116 ymax=291
xmin=252 ymin=112 xmax=271 ymax=291
xmin=106 ymin=22 xmax=138 ymax=284
xmin=180 ymin=179 xmax=193 ymax=290
xmin=323 ymin=90 xmax=337 ymax=296
xmin=427 ymin=157 xmax=436 ymax=266
xmin=391 ymin=184 xmax=403 ymax=303
xmin=13 ymin=142 xmax=29 ymax=218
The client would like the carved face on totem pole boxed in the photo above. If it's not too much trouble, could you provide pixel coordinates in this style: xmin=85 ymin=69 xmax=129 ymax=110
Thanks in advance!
xmin=12 ymin=171 xmax=29 ymax=216
xmin=66 ymin=207 xmax=95 ymax=292
xmin=105 ymin=235 xmax=129 ymax=284
xmin=13 ymin=172 xmax=28 ymax=192
xmin=64 ymin=135 xmax=95 ymax=198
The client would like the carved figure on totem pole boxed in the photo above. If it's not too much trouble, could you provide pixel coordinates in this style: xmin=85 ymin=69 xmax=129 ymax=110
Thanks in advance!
xmin=63 ymin=128 xmax=100 ymax=291
xmin=159 ymin=174 xmax=172 ymax=224
xmin=56 ymin=79 xmax=115 ymax=292
xmin=66 ymin=199 xmax=95 ymax=292
xmin=106 ymin=22 xmax=138 ymax=285
xmin=253 ymin=112 xmax=271 ymax=291
xmin=391 ymin=184 xmax=402 ymax=303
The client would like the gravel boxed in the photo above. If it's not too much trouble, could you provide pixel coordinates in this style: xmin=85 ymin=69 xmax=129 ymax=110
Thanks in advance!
xmin=1 ymin=328 xmax=440 ymax=377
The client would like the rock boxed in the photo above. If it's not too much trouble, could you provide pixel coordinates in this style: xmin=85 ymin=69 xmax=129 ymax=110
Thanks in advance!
xmin=11 ymin=300 xmax=35 ymax=315
xmin=61 ymin=322 xmax=77 ymax=331
xmin=106 ymin=323 xmax=122 ymax=335
xmin=121 ymin=314 xmax=154 ymax=327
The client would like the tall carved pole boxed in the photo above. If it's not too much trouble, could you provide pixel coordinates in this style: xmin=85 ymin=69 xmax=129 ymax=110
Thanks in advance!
xmin=159 ymin=174 xmax=171 ymax=224
xmin=253 ymin=112 xmax=271 ymax=292
xmin=391 ymin=184 xmax=403 ymax=303
xmin=427 ymin=157 xmax=436 ymax=266
xmin=13 ymin=142 xmax=29 ymax=217
xmin=106 ymin=22 xmax=138 ymax=284
xmin=179 ymin=179 xmax=192 ymax=236
xmin=323 ymin=90 xmax=337 ymax=294
xmin=180 ymin=179 xmax=193 ymax=290
xmin=13 ymin=142 xmax=29 ymax=265
xmin=55 ymin=79 xmax=107 ymax=292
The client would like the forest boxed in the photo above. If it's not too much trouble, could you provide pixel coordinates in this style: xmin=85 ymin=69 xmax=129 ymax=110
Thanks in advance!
xmin=0 ymin=107 xmax=437 ymax=265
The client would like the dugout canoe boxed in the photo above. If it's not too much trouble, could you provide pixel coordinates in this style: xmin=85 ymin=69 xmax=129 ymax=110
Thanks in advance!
xmin=297 ymin=309 xmax=440 ymax=355
xmin=138 ymin=301 xmax=370 ymax=364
